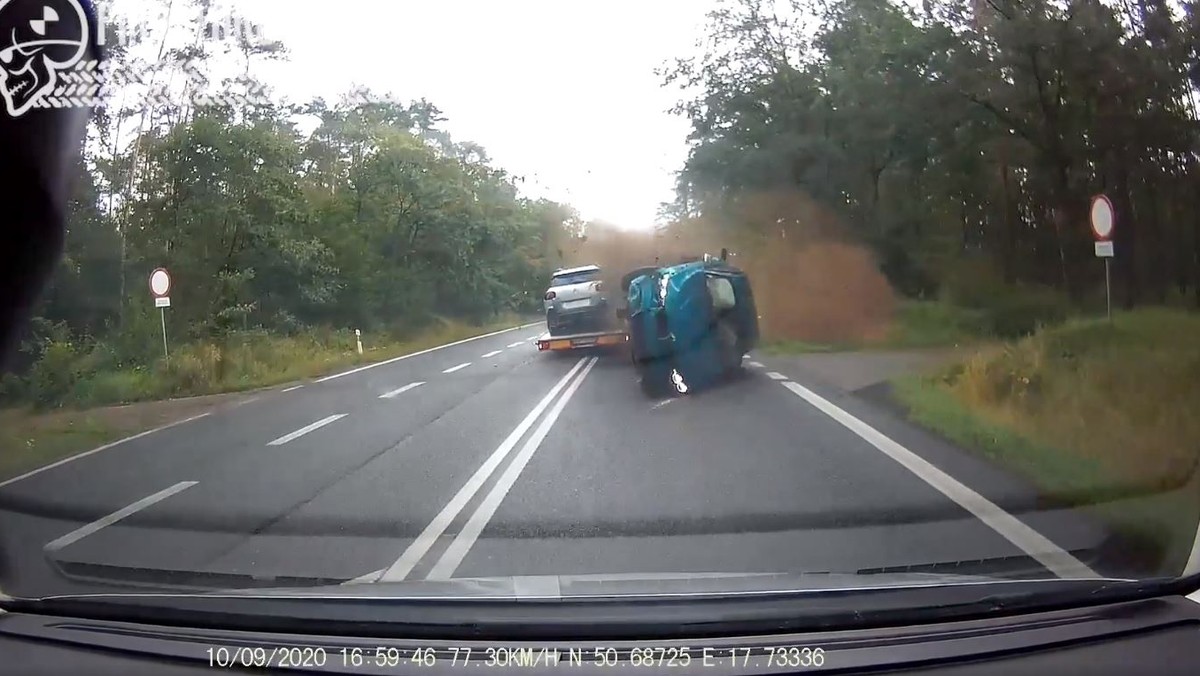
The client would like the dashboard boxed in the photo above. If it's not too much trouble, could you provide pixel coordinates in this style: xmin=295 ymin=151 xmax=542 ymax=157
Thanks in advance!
xmin=3 ymin=592 xmax=1199 ymax=674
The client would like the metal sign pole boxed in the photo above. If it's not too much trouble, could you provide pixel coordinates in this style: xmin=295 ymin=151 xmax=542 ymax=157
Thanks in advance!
xmin=1104 ymin=258 xmax=1112 ymax=322
xmin=1090 ymin=195 xmax=1116 ymax=324
xmin=160 ymin=307 xmax=169 ymax=358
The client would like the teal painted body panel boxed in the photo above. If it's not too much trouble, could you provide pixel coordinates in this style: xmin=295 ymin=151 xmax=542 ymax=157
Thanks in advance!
xmin=625 ymin=259 xmax=760 ymax=394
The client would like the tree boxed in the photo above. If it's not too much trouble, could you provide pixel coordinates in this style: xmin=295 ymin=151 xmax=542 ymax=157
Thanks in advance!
xmin=663 ymin=0 xmax=1200 ymax=306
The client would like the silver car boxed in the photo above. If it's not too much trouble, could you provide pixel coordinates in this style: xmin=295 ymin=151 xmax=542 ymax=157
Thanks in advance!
xmin=543 ymin=265 xmax=613 ymax=336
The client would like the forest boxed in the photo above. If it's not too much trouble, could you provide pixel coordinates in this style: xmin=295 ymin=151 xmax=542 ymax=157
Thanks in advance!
xmin=659 ymin=0 xmax=1198 ymax=327
xmin=2 ymin=0 xmax=585 ymax=407
xmin=4 ymin=0 xmax=1198 ymax=408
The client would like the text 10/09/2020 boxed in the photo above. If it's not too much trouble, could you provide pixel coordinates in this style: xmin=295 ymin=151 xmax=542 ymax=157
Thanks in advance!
xmin=205 ymin=645 xmax=828 ymax=670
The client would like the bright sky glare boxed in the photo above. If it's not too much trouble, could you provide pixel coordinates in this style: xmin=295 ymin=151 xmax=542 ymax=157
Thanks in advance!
xmin=104 ymin=0 xmax=716 ymax=231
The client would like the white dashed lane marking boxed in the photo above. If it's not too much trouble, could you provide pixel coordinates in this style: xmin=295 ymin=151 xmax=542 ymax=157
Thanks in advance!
xmin=44 ymin=481 xmax=198 ymax=552
xmin=481 ymin=350 xmax=502 ymax=358
xmin=747 ymin=361 xmax=764 ymax=368
xmin=267 ymin=414 xmax=347 ymax=446
xmin=507 ymin=342 xmax=524 ymax=348
xmin=766 ymin=371 xmax=788 ymax=380
xmin=442 ymin=362 xmax=471 ymax=374
xmin=380 ymin=382 xmax=425 ymax=399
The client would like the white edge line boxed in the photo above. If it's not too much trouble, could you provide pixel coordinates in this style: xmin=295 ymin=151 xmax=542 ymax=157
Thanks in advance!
xmin=427 ymin=357 xmax=598 ymax=580
xmin=0 ymin=412 xmax=212 ymax=490
xmin=266 ymin=414 xmax=347 ymax=446
xmin=377 ymin=357 xmax=589 ymax=582
xmin=316 ymin=322 xmax=539 ymax=382
xmin=481 ymin=350 xmax=503 ymax=358
xmin=44 ymin=481 xmax=198 ymax=552
xmin=380 ymin=382 xmax=425 ymax=399
xmin=766 ymin=371 xmax=788 ymax=380
xmin=342 ymin=568 xmax=386 ymax=586
xmin=442 ymin=362 xmax=471 ymax=374
xmin=281 ymin=385 xmax=304 ymax=393
xmin=778 ymin=380 xmax=1099 ymax=579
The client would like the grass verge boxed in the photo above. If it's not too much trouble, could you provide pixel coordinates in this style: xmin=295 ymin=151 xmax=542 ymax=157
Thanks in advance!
xmin=766 ymin=301 xmax=995 ymax=354
xmin=892 ymin=309 xmax=1200 ymax=574
xmin=0 ymin=316 xmax=532 ymax=482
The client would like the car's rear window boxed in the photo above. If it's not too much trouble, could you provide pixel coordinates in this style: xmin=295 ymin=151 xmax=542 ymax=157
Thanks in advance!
xmin=552 ymin=270 xmax=600 ymax=286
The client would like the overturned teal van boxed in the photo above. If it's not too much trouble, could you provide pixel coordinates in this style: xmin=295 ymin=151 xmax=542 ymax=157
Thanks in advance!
xmin=625 ymin=252 xmax=759 ymax=397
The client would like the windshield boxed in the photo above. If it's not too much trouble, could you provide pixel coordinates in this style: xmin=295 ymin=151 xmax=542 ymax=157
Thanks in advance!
xmin=0 ymin=0 xmax=1197 ymax=626
xmin=552 ymin=270 xmax=602 ymax=287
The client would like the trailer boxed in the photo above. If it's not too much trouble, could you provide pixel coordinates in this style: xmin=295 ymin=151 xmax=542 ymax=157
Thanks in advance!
xmin=535 ymin=329 xmax=627 ymax=352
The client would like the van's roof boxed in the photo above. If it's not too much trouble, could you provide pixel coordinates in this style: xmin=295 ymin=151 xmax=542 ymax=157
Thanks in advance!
xmin=552 ymin=264 xmax=601 ymax=276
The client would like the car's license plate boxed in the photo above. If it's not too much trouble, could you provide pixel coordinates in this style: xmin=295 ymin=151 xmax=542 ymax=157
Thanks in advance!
xmin=561 ymin=299 xmax=590 ymax=310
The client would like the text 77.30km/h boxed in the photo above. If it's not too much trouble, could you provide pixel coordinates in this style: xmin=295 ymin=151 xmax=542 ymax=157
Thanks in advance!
xmin=338 ymin=646 xmax=828 ymax=669
xmin=207 ymin=645 xmax=828 ymax=670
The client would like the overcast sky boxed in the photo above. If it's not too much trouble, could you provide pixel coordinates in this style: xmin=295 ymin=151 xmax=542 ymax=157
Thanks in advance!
xmin=105 ymin=0 xmax=716 ymax=231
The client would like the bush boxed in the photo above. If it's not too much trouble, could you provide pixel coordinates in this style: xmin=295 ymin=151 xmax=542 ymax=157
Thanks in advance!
xmin=983 ymin=286 xmax=1070 ymax=338
xmin=26 ymin=340 xmax=84 ymax=407
xmin=154 ymin=344 xmax=220 ymax=396
xmin=72 ymin=368 xmax=158 ymax=406
xmin=888 ymin=301 xmax=989 ymax=347
xmin=939 ymin=259 xmax=1069 ymax=338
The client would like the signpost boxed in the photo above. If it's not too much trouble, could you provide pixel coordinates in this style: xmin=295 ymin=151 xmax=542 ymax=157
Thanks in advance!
xmin=149 ymin=268 xmax=172 ymax=358
xmin=1089 ymin=195 xmax=1115 ymax=322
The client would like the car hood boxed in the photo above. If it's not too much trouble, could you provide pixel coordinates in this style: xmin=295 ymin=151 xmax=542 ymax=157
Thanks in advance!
xmin=225 ymin=570 xmax=1083 ymax=600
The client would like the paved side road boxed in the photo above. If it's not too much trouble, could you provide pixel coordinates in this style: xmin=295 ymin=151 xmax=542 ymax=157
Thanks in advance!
xmin=0 ymin=325 xmax=1113 ymax=598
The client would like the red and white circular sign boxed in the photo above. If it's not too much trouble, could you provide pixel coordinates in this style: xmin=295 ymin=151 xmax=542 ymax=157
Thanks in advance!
xmin=1089 ymin=195 xmax=1115 ymax=241
xmin=149 ymin=268 xmax=172 ymax=298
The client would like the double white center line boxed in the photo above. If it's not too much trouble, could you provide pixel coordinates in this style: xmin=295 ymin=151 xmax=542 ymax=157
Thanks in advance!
xmin=427 ymin=357 xmax=598 ymax=579
xmin=378 ymin=356 xmax=597 ymax=582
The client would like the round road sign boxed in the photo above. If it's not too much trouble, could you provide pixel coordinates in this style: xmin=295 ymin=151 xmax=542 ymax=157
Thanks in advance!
xmin=149 ymin=268 xmax=172 ymax=297
xmin=1090 ymin=195 xmax=1115 ymax=241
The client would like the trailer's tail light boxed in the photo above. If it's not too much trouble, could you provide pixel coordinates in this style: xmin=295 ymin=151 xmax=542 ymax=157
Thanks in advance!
xmin=545 ymin=291 xmax=556 ymax=300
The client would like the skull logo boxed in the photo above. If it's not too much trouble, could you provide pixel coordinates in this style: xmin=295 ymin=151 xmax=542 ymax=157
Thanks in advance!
xmin=0 ymin=0 xmax=89 ymax=117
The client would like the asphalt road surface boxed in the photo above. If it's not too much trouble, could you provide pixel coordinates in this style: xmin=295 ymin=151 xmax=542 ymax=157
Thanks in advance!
xmin=0 ymin=323 xmax=1115 ymax=598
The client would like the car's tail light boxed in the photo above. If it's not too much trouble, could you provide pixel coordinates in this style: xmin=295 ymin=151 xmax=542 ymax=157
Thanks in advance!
xmin=545 ymin=291 xmax=556 ymax=300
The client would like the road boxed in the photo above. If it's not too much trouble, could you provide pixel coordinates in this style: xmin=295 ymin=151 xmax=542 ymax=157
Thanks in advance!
xmin=0 ymin=323 xmax=1114 ymax=598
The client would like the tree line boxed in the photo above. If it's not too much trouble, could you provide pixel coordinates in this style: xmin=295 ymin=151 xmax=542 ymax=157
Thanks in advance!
xmin=10 ymin=1 xmax=582 ymax=382
xmin=661 ymin=0 xmax=1199 ymax=309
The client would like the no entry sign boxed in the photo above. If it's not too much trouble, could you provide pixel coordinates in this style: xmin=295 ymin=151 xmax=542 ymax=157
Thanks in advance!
xmin=149 ymin=268 xmax=172 ymax=298
xmin=1090 ymin=195 xmax=1115 ymax=242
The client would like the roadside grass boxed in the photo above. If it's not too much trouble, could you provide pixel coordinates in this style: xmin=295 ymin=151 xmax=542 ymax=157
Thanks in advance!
xmin=762 ymin=340 xmax=846 ymax=355
xmin=7 ymin=315 xmax=530 ymax=410
xmin=892 ymin=308 xmax=1200 ymax=573
xmin=766 ymin=301 xmax=994 ymax=354
xmin=0 ymin=316 xmax=532 ymax=481
xmin=882 ymin=301 xmax=990 ymax=348
xmin=0 ymin=408 xmax=124 ymax=482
